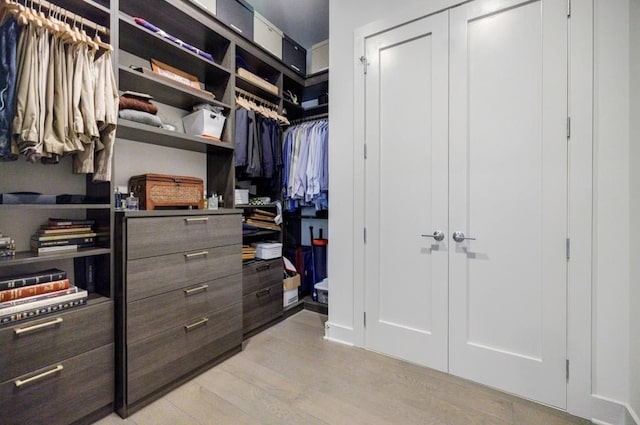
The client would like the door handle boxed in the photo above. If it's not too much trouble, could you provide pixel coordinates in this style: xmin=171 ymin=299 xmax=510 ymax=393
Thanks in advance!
xmin=421 ymin=230 xmax=445 ymax=242
xmin=452 ymin=231 xmax=476 ymax=243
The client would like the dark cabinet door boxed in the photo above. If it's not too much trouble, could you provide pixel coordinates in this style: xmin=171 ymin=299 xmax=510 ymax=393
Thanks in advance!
xmin=217 ymin=0 xmax=254 ymax=40
xmin=283 ymin=35 xmax=306 ymax=76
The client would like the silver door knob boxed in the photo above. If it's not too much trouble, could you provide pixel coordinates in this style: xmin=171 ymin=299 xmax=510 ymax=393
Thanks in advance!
xmin=421 ymin=230 xmax=445 ymax=242
xmin=452 ymin=231 xmax=475 ymax=243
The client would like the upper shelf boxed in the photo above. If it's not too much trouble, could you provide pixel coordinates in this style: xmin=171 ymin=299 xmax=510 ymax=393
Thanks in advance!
xmin=56 ymin=0 xmax=110 ymax=28
xmin=0 ymin=204 xmax=111 ymax=210
xmin=116 ymin=119 xmax=234 ymax=154
xmin=0 ymin=247 xmax=111 ymax=269
xmin=235 ymin=74 xmax=281 ymax=103
xmin=118 ymin=66 xmax=231 ymax=112
xmin=119 ymin=14 xmax=231 ymax=89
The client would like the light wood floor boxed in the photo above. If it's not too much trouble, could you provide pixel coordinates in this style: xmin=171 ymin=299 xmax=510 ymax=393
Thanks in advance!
xmin=94 ymin=311 xmax=590 ymax=425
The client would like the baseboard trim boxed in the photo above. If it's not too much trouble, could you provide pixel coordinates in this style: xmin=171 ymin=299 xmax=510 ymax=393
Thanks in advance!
xmin=592 ymin=395 xmax=640 ymax=425
xmin=323 ymin=321 xmax=354 ymax=346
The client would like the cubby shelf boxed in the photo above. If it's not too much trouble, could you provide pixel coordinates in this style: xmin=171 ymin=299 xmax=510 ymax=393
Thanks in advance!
xmin=0 ymin=247 xmax=111 ymax=269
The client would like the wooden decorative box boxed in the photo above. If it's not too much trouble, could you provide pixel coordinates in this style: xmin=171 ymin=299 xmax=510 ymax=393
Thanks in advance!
xmin=128 ymin=174 xmax=204 ymax=210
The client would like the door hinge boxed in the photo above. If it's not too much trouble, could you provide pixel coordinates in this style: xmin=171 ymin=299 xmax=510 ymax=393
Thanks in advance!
xmin=364 ymin=311 xmax=367 ymax=327
xmin=567 ymin=117 xmax=571 ymax=139
xmin=567 ymin=0 xmax=571 ymax=17
xmin=364 ymin=227 xmax=367 ymax=243
xmin=364 ymin=143 xmax=367 ymax=159
xmin=359 ymin=56 xmax=369 ymax=74
xmin=566 ymin=359 xmax=570 ymax=380
xmin=566 ymin=238 xmax=570 ymax=260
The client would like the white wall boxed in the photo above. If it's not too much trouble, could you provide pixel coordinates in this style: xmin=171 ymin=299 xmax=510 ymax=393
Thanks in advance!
xmin=328 ymin=0 xmax=635 ymax=416
xmin=593 ymin=0 xmax=630 ymax=404
xmin=629 ymin=0 xmax=640 ymax=420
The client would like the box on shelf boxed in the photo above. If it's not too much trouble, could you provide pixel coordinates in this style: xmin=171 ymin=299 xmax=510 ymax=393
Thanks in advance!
xmin=283 ymin=274 xmax=300 ymax=291
xmin=251 ymin=242 xmax=282 ymax=260
xmin=235 ymin=189 xmax=249 ymax=205
xmin=183 ymin=109 xmax=226 ymax=140
xmin=128 ymin=173 xmax=204 ymax=210
xmin=314 ymin=279 xmax=328 ymax=304
xmin=283 ymin=287 xmax=298 ymax=308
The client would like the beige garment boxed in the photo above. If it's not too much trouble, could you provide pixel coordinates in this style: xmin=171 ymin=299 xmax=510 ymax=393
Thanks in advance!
xmin=92 ymin=50 xmax=118 ymax=182
xmin=73 ymin=45 xmax=99 ymax=174
xmin=33 ymin=27 xmax=50 ymax=160
xmin=42 ymin=36 xmax=67 ymax=158
xmin=12 ymin=24 xmax=40 ymax=160
xmin=65 ymin=43 xmax=83 ymax=153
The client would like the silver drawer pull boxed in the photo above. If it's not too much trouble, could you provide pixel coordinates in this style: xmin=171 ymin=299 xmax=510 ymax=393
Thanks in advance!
xmin=184 ymin=318 xmax=208 ymax=332
xmin=184 ymin=217 xmax=209 ymax=223
xmin=184 ymin=251 xmax=209 ymax=259
xmin=15 ymin=365 xmax=63 ymax=388
xmin=256 ymin=288 xmax=271 ymax=298
xmin=290 ymin=64 xmax=301 ymax=72
xmin=256 ymin=264 xmax=271 ymax=272
xmin=184 ymin=284 xmax=209 ymax=296
xmin=14 ymin=317 xmax=63 ymax=335
xmin=230 ymin=24 xmax=243 ymax=33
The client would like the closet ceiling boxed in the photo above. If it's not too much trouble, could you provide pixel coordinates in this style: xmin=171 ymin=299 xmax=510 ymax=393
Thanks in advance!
xmin=245 ymin=0 xmax=329 ymax=49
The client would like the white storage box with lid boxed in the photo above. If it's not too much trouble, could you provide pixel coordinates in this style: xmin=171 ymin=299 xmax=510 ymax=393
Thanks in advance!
xmin=183 ymin=109 xmax=226 ymax=139
xmin=314 ymin=279 xmax=328 ymax=304
xmin=251 ymin=242 xmax=282 ymax=260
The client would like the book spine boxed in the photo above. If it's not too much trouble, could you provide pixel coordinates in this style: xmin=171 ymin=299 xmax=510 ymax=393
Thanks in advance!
xmin=33 ymin=232 xmax=97 ymax=242
xmin=0 ymin=286 xmax=80 ymax=309
xmin=31 ymin=237 xmax=95 ymax=247
xmin=32 ymin=245 xmax=79 ymax=254
xmin=0 ymin=297 xmax=87 ymax=325
xmin=0 ymin=279 xmax=71 ymax=302
xmin=48 ymin=218 xmax=95 ymax=226
xmin=74 ymin=256 xmax=96 ymax=293
xmin=0 ymin=269 xmax=67 ymax=291
xmin=0 ymin=289 xmax=87 ymax=318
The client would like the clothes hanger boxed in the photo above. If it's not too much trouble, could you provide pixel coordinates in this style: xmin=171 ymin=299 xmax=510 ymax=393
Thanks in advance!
xmin=93 ymin=27 xmax=113 ymax=51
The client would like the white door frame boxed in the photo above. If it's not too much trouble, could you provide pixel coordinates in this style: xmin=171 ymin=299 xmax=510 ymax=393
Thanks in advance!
xmin=352 ymin=0 xmax=593 ymax=419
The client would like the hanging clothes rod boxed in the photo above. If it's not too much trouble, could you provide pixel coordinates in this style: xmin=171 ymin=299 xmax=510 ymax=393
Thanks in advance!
xmin=289 ymin=113 xmax=329 ymax=125
xmin=10 ymin=0 xmax=110 ymax=35
xmin=235 ymin=87 xmax=279 ymax=110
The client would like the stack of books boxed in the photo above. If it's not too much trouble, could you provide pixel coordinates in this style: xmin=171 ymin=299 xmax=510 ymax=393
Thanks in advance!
xmin=0 ymin=234 xmax=16 ymax=257
xmin=242 ymin=245 xmax=257 ymax=261
xmin=244 ymin=209 xmax=280 ymax=231
xmin=31 ymin=218 xmax=96 ymax=255
xmin=0 ymin=268 xmax=88 ymax=324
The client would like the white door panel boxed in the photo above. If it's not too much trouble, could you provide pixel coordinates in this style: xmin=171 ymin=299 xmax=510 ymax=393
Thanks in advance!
xmin=365 ymin=11 xmax=449 ymax=371
xmin=449 ymin=0 xmax=568 ymax=407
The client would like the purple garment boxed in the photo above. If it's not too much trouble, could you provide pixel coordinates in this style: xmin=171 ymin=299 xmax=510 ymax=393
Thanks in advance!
xmin=134 ymin=18 xmax=214 ymax=62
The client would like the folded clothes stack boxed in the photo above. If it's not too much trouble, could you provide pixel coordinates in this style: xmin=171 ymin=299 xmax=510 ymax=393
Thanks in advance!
xmin=118 ymin=91 xmax=166 ymax=128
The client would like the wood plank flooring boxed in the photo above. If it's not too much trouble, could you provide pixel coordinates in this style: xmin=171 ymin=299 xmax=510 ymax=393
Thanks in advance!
xmin=93 ymin=311 xmax=590 ymax=425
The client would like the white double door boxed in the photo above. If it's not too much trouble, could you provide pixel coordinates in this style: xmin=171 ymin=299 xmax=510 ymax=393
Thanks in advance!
xmin=364 ymin=0 xmax=568 ymax=408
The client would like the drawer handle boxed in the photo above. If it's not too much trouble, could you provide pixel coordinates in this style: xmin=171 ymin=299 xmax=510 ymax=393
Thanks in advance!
xmin=184 ymin=217 xmax=209 ymax=223
xmin=256 ymin=288 xmax=271 ymax=298
xmin=14 ymin=317 xmax=63 ymax=335
xmin=290 ymin=64 xmax=301 ymax=72
xmin=230 ymin=24 xmax=243 ymax=34
xmin=184 ymin=317 xmax=208 ymax=332
xmin=256 ymin=263 xmax=271 ymax=272
xmin=184 ymin=284 xmax=209 ymax=296
xmin=185 ymin=251 xmax=209 ymax=259
xmin=15 ymin=365 xmax=63 ymax=388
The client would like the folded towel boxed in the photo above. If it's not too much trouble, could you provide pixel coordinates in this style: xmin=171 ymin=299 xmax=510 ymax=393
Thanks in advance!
xmin=118 ymin=109 xmax=164 ymax=127
xmin=119 ymin=97 xmax=158 ymax=114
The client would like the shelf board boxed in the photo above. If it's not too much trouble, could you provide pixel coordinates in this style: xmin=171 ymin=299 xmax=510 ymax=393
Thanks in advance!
xmin=0 ymin=204 xmax=110 ymax=210
xmin=116 ymin=119 xmax=234 ymax=154
xmin=235 ymin=75 xmax=281 ymax=103
xmin=119 ymin=66 xmax=231 ymax=111
xmin=243 ymin=230 xmax=281 ymax=238
xmin=119 ymin=14 xmax=231 ymax=87
xmin=57 ymin=0 xmax=110 ymax=27
xmin=0 ymin=247 xmax=111 ymax=268
xmin=236 ymin=203 xmax=279 ymax=208
xmin=117 ymin=209 xmax=241 ymax=218
xmin=283 ymin=99 xmax=302 ymax=110
xmin=303 ymin=103 xmax=329 ymax=112
xmin=304 ymin=69 xmax=329 ymax=87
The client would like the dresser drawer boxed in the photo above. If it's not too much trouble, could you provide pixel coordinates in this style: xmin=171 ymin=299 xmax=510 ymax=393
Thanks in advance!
xmin=243 ymin=281 xmax=283 ymax=334
xmin=127 ymin=303 xmax=241 ymax=404
xmin=242 ymin=258 xmax=282 ymax=295
xmin=0 ymin=343 xmax=114 ymax=425
xmin=127 ymin=214 xmax=241 ymax=259
xmin=0 ymin=300 xmax=113 ymax=383
xmin=127 ymin=244 xmax=241 ymax=301
xmin=128 ymin=273 xmax=241 ymax=342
